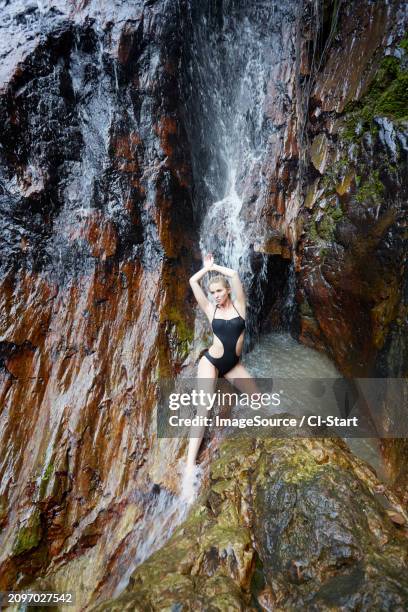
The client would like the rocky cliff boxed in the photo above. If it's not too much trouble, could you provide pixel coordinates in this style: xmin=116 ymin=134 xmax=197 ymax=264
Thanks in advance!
xmin=295 ymin=0 xmax=408 ymax=500
xmin=91 ymin=436 xmax=408 ymax=611
xmin=0 ymin=0 xmax=198 ymax=603
xmin=0 ymin=0 xmax=407 ymax=610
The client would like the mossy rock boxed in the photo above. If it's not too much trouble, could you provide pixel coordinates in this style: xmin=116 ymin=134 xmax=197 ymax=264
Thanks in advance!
xmin=342 ymin=46 xmax=408 ymax=142
xmin=165 ymin=305 xmax=195 ymax=345
xmin=308 ymin=201 xmax=344 ymax=244
xmin=304 ymin=179 xmax=322 ymax=209
xmin=160 ymin=304 xmax=195 ymax=370
xmin=12 ymin=508 xmax=42 ymax=556
xmin=39 ymin=462 xmax=54 ymax=500
xmin=354 ymin=169 xmax=385 ymax=205
xmin=336 ymin=170 xmax=355 ymax=195
xmin=0 ymin=494 xmax=8 ymax=528
xmin=90 ymin=437 xmax=408 ymax=611
xmin=310 ymin=133 xmax=331 ymax=174
xmin=299 ymin=298 xmax=314 ymax=317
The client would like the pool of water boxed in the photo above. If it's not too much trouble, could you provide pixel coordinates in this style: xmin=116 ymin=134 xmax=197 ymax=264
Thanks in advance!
xmin=243 ymin=332 xmax=339 ymax=378
xmin=242 ymin=332 xmax=385 ymax=480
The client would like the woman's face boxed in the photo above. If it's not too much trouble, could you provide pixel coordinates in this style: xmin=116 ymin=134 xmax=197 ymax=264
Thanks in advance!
xmin=209 ymin=282 xmax=230 ymax=306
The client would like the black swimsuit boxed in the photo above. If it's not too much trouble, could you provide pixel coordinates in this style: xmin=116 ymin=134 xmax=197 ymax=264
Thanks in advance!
xmin=204 ymin=303 xmax=246 ymax=376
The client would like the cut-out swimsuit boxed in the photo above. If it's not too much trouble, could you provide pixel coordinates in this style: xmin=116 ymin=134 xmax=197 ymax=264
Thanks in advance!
xmin=204 ymin=303 xmax=246 ymax=375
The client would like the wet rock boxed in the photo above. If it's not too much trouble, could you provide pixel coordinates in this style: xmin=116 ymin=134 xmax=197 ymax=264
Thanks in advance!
xmin=312 ymin=1 xmax=397 ymax=113
xmin=254 ymin=230 xmax=290 ymax=259
xmin=298 ymin=0 xmax=408 ymax=380
xmin=12 ymin=509 xmax=42 ymax=556
xmin=0 ymin=0 xmax=197 ymax=600
xmin=252 ymin=442 xmax=408 ymax=609
xmin=310 ymin=134 xmax=331 ymax=174
xmin=334 ymin=218 xmax=359 ymax=249
xmin=335 ymin=170 xmax=355 ymax=196
xmin=0 ymin=0 xmax=407 ymax=606
xmin=304 ymin=178 xmax=323 ymax=210
xmin=89 ymin=437 xmax=408 ymax=611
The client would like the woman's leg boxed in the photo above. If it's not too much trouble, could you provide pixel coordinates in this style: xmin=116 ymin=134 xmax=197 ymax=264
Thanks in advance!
xmin=186 ymin=356 xmax=218 ymax=469
xmin=224 ymin=363 xmax=284 ymax=418
xmin=223 ymin=362 xmax=259 ymax=395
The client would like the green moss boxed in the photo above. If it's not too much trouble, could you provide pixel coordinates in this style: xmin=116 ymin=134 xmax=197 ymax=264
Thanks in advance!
xmin=331 ymin=207 xmax=343 ymax=221
xmin=309 ymin=219 xmax=319 ymax=242
xmin=12 ymin=509 xmax=42 ymax=555
xmin=319 ymin=247 xmax=329 ymax=259
xmin=166 ymin=306 xmax=194 ymax=344
xmin=282 ymin=451 xmax=325 ymax=484
xmin=343 ymin=50 xmax=408 ymax=142
xmin=300 ymin=299 xmax=314 ymax=317
xmin=321 ymin=159 xmax=351 ymax=195
xmin=39 ymin=462 xmax=54 ymax=499
xmin=163 ymin=306 xmax=195 ymax=361
xmin=376 ymin=72 xmax=408 ymax=117
xmin=355 ymin=170 xmax=385 ymax=205
xmin=211 ymin=437 xmax=255 ymax=481
xmin=158 ymin=303 xmax=195 ymax=376
xmin=317 ymin=214 xmax=336 ymax=241
xmin=308 ymin=201 xmax=344 ymax=244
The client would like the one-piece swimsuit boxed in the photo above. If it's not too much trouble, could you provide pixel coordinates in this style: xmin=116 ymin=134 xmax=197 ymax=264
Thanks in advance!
xmin=204 ymin=303 xmax=246 ymax=376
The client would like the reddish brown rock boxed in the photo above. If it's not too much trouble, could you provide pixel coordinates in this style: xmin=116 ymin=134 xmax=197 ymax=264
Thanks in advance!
xmin=0 ymin=0 xmax=197 ymax=603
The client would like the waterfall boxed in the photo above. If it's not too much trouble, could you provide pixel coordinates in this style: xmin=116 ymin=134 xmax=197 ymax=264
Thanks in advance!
xmin=200 ymin=169 xmax=245 ymax=271
xmin=181 ymin=0 xmax=299 ymax=343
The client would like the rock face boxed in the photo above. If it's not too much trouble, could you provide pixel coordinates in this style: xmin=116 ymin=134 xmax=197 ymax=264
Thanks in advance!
xmin=0 ymin=0 xmax=407 ymax=609
xmin=294 ymin=0 xmax=408 ymax=495
xmin=297 ymin=0 xmax=408 ymax=379
xmin=0 ymin=0 xmax=198 ymax=603
xmin=90 ymin=437 xmax=408 ymax=611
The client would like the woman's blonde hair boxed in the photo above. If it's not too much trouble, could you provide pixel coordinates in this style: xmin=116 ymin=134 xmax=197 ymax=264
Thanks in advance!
xmin=209 ymin=275 xmax=230 ymax=291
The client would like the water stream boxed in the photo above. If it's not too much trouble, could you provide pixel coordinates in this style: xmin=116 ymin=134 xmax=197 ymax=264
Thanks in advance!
xmin=180 ymin=0 xmax=302 ymax=360
xmin=113 ymin=487 xmax=191 ymax=598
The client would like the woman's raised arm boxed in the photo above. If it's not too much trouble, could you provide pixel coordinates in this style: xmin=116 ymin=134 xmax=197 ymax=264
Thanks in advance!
xmin=189 ymin=254 xmax=214 ymax=317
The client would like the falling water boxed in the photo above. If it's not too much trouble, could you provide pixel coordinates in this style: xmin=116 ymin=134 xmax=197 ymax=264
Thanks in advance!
xmin=113 ymin=488 xmax=191 ymax=598
xmin=63 ymin=28 xmax=113 ymax=216
xmin=181 ymin=1 xmax=301 ymax=341
xmin=281 ymin=262 xmax=297 ymax=329
xmin=195 ymin=8 xmax=275 ymax=267
xmin=200 ymin=169 xmax=245 ymax=271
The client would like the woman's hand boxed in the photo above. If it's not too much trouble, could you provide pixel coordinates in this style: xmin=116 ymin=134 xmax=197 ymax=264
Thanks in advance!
xmin=203 ymin=253 xmax=214 ymax=270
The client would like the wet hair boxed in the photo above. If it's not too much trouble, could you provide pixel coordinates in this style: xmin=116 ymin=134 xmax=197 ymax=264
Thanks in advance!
xmin=209 ymin=275 xmax=231 ymax=291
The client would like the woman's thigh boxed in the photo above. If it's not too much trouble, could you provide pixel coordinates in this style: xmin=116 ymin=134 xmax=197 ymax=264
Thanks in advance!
xmin=196 ymin=356 xmax=218 ymax=414
xmin=197 ymin=355 xmax=218 ymax=379
xmin=224 ymin=363 xmax=259 ymax=394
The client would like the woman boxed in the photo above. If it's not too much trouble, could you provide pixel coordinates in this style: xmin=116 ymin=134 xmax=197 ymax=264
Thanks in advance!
xmin=185 ymin=253 xmax=255 ymax=477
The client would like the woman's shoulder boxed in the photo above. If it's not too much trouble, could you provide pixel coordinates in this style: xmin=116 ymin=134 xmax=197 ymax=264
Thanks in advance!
xmin=232 ymin=301 xmax=245 ymax=320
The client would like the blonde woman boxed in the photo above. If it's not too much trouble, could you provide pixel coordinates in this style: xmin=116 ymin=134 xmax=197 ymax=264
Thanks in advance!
xmin=184 ymin=253 xmax=255 ymax=487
